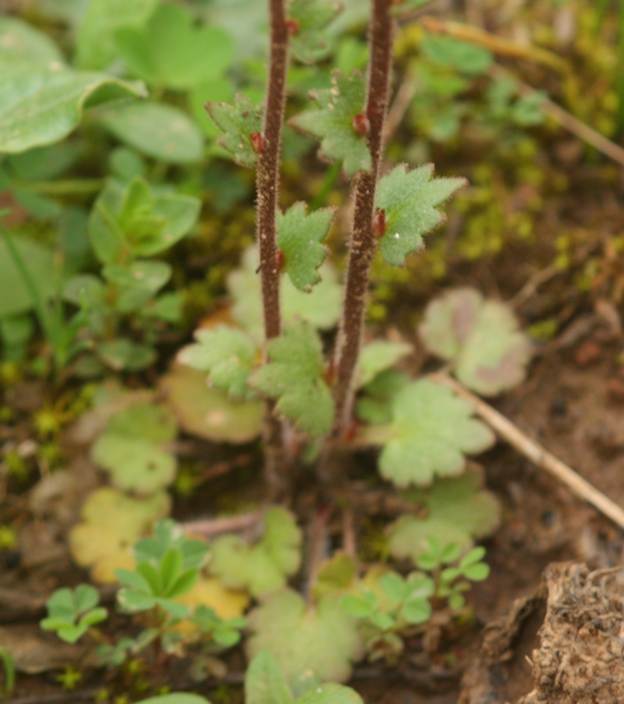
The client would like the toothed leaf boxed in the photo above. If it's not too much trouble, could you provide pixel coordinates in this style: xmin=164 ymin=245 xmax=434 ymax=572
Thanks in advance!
xmin=419 ymin=288 xmax=532 ymax=396
xmin=290 ymin=71 xmax=370 ymax=175
xmin=376 ymin=164 xmax=465 ymax=266
xmin=251 ymin=322 xmax=334 ymax=437
xmin=288 ymin=0 xmax=342 ymax=64
xmin=357 ymin=340 xmax=411 ymax=388
xmin=277 ymin=202 xmax=334 ymax=291
xmin=206 ymin=95 xmax=262 ymax=167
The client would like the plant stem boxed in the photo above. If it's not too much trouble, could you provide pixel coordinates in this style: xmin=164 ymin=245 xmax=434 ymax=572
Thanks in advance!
xmin=256 ymin=0 xmax=289 ymax=491
xmin=331 ymin=0 xmax=394 ymax=437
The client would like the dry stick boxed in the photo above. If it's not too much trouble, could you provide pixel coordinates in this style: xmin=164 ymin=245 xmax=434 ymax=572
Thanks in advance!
xmin=434 ymin=372 xmax=624 ymax=530
xmin=257 ymin=0 xmax=289 ymax=492
xmin=183 ymin=511 xmax=262 ymax=538
xmin=331 ymin=0 xmax=394 ymax=439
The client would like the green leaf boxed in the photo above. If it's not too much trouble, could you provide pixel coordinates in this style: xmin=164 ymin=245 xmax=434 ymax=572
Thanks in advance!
xmin=360 ymin=379 xmax=494 ymax=487
xmin=288 ymin=0 xmax=342 ymax=64
xmin=228 ymin=247 xmax=342 ymax=342
xmin=375 ymin=164 xmax=465 ymax=266
xmin=421 ymin=35 xmax=493 ymax=76
xmin=206 ymin=95 xmax=263 ymax=168
xmin=178 ymin=325 xmax=258 ymax=399
xmin=251 ymin=322 xmax=334 ymax=437
xmin=161 ymin=365 xmax=263 ymax=443
xmin=277 ymin=202 xmax=334 ymax=291
xmin=290 ymin=71 xmax=370 ymax=176
xmin=419 ymin=288 xmax=532 ymax=396
xmin=245 ymin=652 xmax=294 ymax=704
xmin=209 ymin=508 xmax=302 ymax=598
xmin=89 ymin=177 xmax=200 ymax=263
xmin=0 ymin=236 xmax=56 ymax=317
xmin=75 ymin=0 xmax=158 ymax=69
xmin=247 ymin=590 xmax=363 ymax=687
xmin=356 ymin=369 xmax=410 ymax=425
xmin=103 ymin=261 xmax=171 ymax=313
xmin=115 ymin=3 xmax=234 ymax=89
xmin=91 ymin=402 xmax=177 ymax=493
xmin=97 ymin=101 xmax=204 ymax=164
xmin=356 ymin=340 xmax=411 ymax=388
xmin=98 ymin=339 xmax=156 ymax=371
xmin=0 ymin=17 xmax=64 ymax=68
xmin=135 ymin=694 xmax=211 ymax=704
xmin=297 ymin=685 xmax=363 ymax=704
xmin=0 ymin=64 xmax=146 ymax=154
xmin=387 ymin=469 xmax=500 ymax=563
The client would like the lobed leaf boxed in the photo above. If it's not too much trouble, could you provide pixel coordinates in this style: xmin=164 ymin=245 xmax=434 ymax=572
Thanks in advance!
xmin=290 ymin=71 xmax=370 ymax=176
xmin=360 ymin=379 xmax=494 ymax=487
xmin=206 ymin=95 xmax=263 ymax=168
xmin=375 ymin=164 xmax=465 ymax=266
xmin=277 ymin=202 xmax=334 ymax=291
xmin=251 ymin=322 xmax=334 ymax=437
xmin=356 ymin=340 xmax=411 ymax=388
xmin=288 ymin=0 xmax=342 ymax=64
xmin=419 ymin=288 xmax=532 ymax=396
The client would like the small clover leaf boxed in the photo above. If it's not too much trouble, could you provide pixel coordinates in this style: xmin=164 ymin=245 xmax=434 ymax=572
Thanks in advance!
xmin=277 ymin=202 xmax=334 ymax=291
xmin=375 ymin=164 xmax=465 ymax=266
xmin=247 ymin=589 xmax=363 ymax=687
xmin=228 ymin=247 xmax=342 ymax=342
xmin=41 ymin=585 xmax=107 ymax=644
xmin=290 ymin=71 xmax=370 ymax=176
xmin=209 ymin=508 xmax=302 ymax=598
xmin=356 ymin=340 xmax=411 ymax=388
xmin=178 ymin=325 xmax=258 ymax=399
xmin=361 ymin=379 xmax=494 ymax=487
xmin=388 ymin=469 xmax=500 ymax=564
xmin=419 ymin=288 xmax=532 ymax=395
xmin=91 ymin=402 xmax=177 ymax=493
xmin=206 ymin=95 xmax=263 ymax=168
xmin=251 ymin=322 xmax=334 ymax=437
xmin=69 ymin=488 xmax=170 ymax=583
xmin=288 ymin=0 xmax=342 ymax=64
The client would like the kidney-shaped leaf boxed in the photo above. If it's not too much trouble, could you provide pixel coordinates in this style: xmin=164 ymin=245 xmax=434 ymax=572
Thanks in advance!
xmin=419 ymin=288 xmax=532 ymax=396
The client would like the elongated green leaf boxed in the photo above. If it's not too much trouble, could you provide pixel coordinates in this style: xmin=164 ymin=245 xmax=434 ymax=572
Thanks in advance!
xmin=97 ymin=101 xmax=204 ymax=164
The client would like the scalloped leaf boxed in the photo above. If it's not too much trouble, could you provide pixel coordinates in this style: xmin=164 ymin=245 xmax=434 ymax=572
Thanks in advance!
xmin=251 ymin=322 xmax=334 ymax=437
xmin=419 ymin=288 xmax=532 ymax=396
xmin=387 ymin=469 xmax=500 ymax=563
xmin=360 ymin=379 xmax=494 ymax=487
xmin=356 ymin=340 xmax=411 ymax=389
xmin=91 ymin=402 xmax=177 ymax=494
xmin=209 ymin=508 xmax=302 ymax=598
xmin=178 ymin=325 xmax=258 ymax=399
xmin=247 ymin=589 xmax=363 ymax=687
xmin=288 ymin=0 xmax=342 ymax=64
xmin=160 ymin=365 xmax=263 ymax=444
xmin=228 ymin=247 xmax=342 ymax=342
xmin=206 ymin=94 xmax=263 ymax=168
xmin=277 ymin=202 xmax=334 ymax=291
xmin=290 ymin=71 xmax=370 ymax=176
xmin=69 ymin=488 xmax=170 ymax=583
xmin=375 ymin=164 xmax=465 ymax=266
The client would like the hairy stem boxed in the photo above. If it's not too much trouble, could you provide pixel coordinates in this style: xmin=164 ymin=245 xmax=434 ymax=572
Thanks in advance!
xmin=331 ymin=0 xmax=394 ymax=436
xmin=257 ymin=0 xmax=289 ymax=491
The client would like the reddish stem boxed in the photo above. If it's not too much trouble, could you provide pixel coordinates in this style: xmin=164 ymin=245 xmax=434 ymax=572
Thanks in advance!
xmin=331 ymin=0 xmax=394 ymax=436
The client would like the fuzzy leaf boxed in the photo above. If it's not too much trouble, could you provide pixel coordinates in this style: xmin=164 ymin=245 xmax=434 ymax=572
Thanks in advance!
xmin=251 ymin=322 xmax=334 ymax=437
xmin=288 ymin=0 xmax=342 ymax=64
xmin=360 ymin=379 xmax=494 ymax=487
xmin=228 ymin=247 xmax=342 ymax=342
xmin=245 ymin=652 xmax=294 ymax=704
xmin=178 ymin=325 xmax=258 ymax=399
xmin=419 ymin=288 xmax=532 ymax=396
xmin=290 ymin=71 xmax=370 ymax=175
xmin=247 ymin=590 xmax=363 ymax=687
xmin=376 ymin=164 xmax=464 ymax=266
xmin=69 ymin=488 xmax=170 ymax=583
xmin=161 ymin=365 xmax=263 ymax=443
xmin=206 ymin=95 xmax=263 ymax=168
xmin=114 ymin=3 xmax=234 ymax=89
xmin=277 ymin=202 xmax=334 ymax=291
xmin=357 ymin=340 xmax=411 ymax=388
xmin=209 ymin=508 xmax=302 ymax=598
xmin=387 ymin=469 xmax=500 ymax=563
xmin=97 ymin=101 xmax=204 ymax=164
xmin=91 ymin=402 xmax=177 ymax=493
